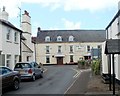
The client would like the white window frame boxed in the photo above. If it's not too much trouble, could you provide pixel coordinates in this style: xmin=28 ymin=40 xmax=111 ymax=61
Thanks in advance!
xmin=70 ymin=45 xmax=73 ymax=53
xmin=6 ymin=54 xmax=11 ymax=67
xmin=6 ymin=28 xmax=11 ymax=41
xmin=45 ymin=36 xmax=50 ymax=42
xmin=46 ymin=46 xmax=50 ymax=53
xmin=14 ymin=32 xmax=18 ymax=43
xmin=58 ymin=46 xmax=62 ymax=53
xmin=46 ymin=56 xmax=50 ymax=63
xmin=14 ymin=55 xmax=18 ymax=65
xmin=57 ymin=36 xmax=62 ymax=42
xmin=87 ymin=45 xmax=91 ymax=52
xmin=69 ymin=36 xmax=74 ymax=41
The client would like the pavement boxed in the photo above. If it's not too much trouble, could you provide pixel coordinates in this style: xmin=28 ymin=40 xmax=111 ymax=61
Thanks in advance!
xmin=64 ymin=67 xmax=120 ymax=96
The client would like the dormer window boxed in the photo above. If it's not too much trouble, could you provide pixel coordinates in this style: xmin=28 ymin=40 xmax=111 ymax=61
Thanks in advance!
xmin=57 ymin=36 xmax=62 ymax=42
xmin=69 ymin=36 xmax=74 ymax=42
xmin=45 ymin=36 xmax=50 ymax=42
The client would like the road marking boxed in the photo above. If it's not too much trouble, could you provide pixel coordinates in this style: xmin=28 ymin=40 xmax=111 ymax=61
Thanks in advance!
xmin=43 ymin=68 xmax=47 ymax=73
xmin=64 ymin=68 xmax=82 ymax=94
xmin=71 ymin=67 xmax=81 ymax=78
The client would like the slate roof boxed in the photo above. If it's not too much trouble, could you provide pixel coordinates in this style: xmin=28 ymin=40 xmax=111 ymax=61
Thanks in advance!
xmin=36 ymin=29 xmax=106 ymax=43
xmin=0 ymin=19 xmax=22 ymax=32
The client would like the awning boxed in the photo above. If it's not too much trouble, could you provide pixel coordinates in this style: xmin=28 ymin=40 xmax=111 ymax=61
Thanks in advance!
xmin=55 ymin=54 xmax=65 ymax=57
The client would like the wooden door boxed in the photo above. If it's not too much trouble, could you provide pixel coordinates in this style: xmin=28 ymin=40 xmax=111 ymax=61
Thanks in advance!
xmin=57 ymin=57 xmax=63 ymax=65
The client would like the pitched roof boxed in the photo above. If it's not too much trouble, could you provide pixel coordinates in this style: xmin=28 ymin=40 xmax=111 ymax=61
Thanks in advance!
xmin=36 ymin=29 xmax=106 ymax=43
xmin=0 ymin=19 xmax=22 ymax=32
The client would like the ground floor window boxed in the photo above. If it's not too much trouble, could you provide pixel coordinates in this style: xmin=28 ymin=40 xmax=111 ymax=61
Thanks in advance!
xmin=6 ymin=54 xmax=11 ymax=67
xmin=46 ymin=56 xmax=50 ymax=63
xmin=70 ymin=55 xmax=73 ymax=62
xmin=14 ymin=55 xmax=18 ymax=65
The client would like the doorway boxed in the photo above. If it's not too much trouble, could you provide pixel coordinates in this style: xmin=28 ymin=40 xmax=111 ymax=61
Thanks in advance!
xmin=57 ymin=57 xmax=63 ymax=65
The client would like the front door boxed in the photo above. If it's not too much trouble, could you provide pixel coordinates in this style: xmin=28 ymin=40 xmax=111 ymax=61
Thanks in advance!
xmin=57 ymin=57 xmax=63 ymax=65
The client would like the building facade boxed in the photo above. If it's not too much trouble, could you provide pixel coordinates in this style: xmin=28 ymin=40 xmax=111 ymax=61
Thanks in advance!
xmin=102 ymin=2 xmax=120 ymax=84
xmin=35 ymin=28 xmax=106 ymax=65
xmin=0 ymin=7 xmax=22 ymax=69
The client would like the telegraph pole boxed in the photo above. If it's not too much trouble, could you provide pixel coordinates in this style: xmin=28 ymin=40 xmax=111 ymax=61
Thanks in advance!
xmin=18 ymin=7 xmax=22 ymax=62
xmin=18 ymin=7 xmax=22 ymax=28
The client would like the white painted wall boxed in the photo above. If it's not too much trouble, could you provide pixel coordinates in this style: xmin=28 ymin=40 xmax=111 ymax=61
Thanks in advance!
xmin=0 ymin=23 xmax=2 ymax=52
xmin=101 ymin=42 xmax=108 ymax=74
xmin=2 ymin=24 xmax=20 ymax=69
xmin=105 ymin=14 xmax=120 ymax=81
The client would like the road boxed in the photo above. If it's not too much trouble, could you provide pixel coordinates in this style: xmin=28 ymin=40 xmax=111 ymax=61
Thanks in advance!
xmin=3 ymin=65 xmax=82 ymax=95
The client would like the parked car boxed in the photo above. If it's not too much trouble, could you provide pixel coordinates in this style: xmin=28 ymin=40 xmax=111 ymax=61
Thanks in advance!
xmin=14 ymin=62 xmax=43 ymax=81
xmin=0 ymin=66 xmax=21 ymax=91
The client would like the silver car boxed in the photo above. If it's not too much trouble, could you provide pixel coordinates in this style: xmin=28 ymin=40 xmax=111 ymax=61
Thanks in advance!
xmin=14 ymin=62 xmax=43 ymax=81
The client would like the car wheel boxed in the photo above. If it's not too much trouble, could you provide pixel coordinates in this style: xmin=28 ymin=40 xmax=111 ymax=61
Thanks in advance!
xmin=40 ymin=73 xmax=43 ymax=78
xmin=32 ymin=74 xmax=36 ymax=81
xmin=13 ymin=80 xmax=20 ymax=90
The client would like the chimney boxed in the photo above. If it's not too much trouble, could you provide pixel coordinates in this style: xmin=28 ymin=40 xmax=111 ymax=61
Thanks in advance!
xmin=21 ymin=10 xmax=31 ymax=33
xmin=37 ymin=27 xmax=41 ymax=36
xmin=0 ymin=6 xmax=9 ymax=21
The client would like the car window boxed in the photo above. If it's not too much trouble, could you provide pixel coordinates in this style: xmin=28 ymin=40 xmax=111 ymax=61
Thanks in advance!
xmin=34 ymin=62 xmax=39 ymax=68
xmin=15 ymin=63 xmax=31 ymax=68
xmin=1 ymin=67 xmax=12 ymax=75
xmin=0 ymin=68 xmax=2 ymax=75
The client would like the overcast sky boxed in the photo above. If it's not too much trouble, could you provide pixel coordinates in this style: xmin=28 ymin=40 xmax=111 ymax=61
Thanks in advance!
xmin=0 ymin=0 xmax=120 ymax=36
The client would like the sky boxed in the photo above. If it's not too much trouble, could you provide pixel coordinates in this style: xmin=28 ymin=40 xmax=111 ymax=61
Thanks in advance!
xmin=0 ymin=0 xmax=120 ymax=36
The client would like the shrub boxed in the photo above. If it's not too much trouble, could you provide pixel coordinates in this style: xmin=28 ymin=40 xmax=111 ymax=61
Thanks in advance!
xmin=78 ymin=60 xmax=85 ymax=66
xmin=91 ymin=59 xmax=101 ymax=75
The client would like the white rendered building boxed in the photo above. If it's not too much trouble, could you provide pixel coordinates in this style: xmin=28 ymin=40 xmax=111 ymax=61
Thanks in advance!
xmin=0 ymin=7 xmax=22 ymax=69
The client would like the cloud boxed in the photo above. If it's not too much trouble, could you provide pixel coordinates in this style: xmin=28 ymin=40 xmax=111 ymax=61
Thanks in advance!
xmin=0 ymin=0 xmax=119 ymax=18
xmin=64 ymin=0 xmax=119 ymax=11
xmin=62 ymin=18 xmax=81 ymax=29
xmin=21 ymin=0 xmax=119 ymax=12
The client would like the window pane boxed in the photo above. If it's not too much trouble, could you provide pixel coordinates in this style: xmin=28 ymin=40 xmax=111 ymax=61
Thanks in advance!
xmin=6 ymin=54 xmax=11 ymax=67
xmin=6 ymin=28 xmax=11 ymax=40
xmin=46 ymin=56 xmax=50 ymax=63
xmin=70 ymin=55 xmax=73 ymax=62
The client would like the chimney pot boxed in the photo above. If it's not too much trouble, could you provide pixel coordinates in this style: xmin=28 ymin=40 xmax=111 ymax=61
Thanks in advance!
xmin=38 ymin=27 xmax=41 ymax=31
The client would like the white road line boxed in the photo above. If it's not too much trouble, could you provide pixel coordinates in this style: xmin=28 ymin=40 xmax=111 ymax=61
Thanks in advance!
xmin=71 ymin=67 xmax=81 ymax=78
xmin=43 ymin=68 xmax=47 ymax=72
xmin=64 ymin=68 xmax=82 ymax=94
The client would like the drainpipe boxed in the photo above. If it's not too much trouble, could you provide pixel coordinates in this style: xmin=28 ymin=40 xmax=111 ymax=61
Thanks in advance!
xmin=19 ymin=32 xmax=22 ymax=62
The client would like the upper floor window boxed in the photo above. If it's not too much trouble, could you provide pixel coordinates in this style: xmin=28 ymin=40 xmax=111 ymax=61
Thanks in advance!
xmin=69 ymin=36 xmax=74 ymax=42
xmin=70 ymin=45 xmax=73 ymax=53
xmin=87 ymin=45 xmax=90 ymax=52
xmin=58 ymin=46 xmax=62 ymax=53
xmin=57 ymin=36 xmax=62 ymax=42
xmin=46 ymin=46 xmax=50 ymax=54
xmin=14 ymin=32 xmax=18 ymax=42
xmin=45 ymin=36 xmax=50 ymax=42
xmin=6 ymin=28 xmax=11 ymax=41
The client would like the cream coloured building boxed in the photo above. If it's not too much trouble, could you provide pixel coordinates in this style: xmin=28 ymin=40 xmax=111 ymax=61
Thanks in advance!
xmin=35 ymin=28 xmax=106 ymax=65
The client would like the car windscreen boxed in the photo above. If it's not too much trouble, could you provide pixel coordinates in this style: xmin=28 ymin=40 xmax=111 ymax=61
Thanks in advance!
xmin=0 ymin=68 xmax=2 ymax=75
xmin=15 ymin=63 xmax=32 ymax=68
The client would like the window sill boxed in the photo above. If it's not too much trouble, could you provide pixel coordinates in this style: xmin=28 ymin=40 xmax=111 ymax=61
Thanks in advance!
xmin=6 ymin=40 xmax=12 ymax=43
xmin=14 ymin=42 xmax=19 ymax=44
